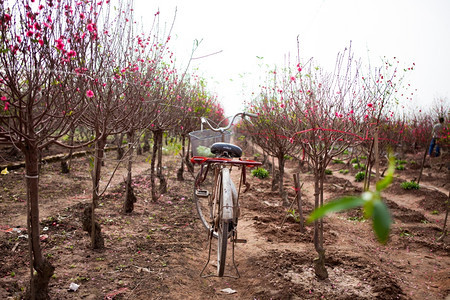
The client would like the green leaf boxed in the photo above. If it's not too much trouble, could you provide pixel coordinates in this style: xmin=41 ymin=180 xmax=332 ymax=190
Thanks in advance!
xmin=376 ymin=154 xmax=395 ymax=191
xmin=371 ymin=200 xmax=392 ymax=243
xmin=307 ymin=196 xmax=365 ymax=223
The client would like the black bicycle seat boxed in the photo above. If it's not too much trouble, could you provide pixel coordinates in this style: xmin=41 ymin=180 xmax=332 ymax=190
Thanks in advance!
xmin=210 ymin=142 xmax=242 ymax=158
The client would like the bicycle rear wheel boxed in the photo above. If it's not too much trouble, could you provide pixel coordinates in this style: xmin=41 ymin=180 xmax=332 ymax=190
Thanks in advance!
xmin=217 ymin=219 xmax=229 ymax=277
xmin=194 ymin=168 xmax=220 ymax=237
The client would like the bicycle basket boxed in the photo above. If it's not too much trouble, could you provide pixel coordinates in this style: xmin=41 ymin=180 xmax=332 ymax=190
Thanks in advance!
xmin=189 ymin=129 xmax=232 ymax=157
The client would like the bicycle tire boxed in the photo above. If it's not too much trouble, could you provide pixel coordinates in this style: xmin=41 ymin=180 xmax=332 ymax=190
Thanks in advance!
xmin=217 ymin=219 xmax=229 ymax=276
xmin=194 ymin=168 xmax=220 ymax=238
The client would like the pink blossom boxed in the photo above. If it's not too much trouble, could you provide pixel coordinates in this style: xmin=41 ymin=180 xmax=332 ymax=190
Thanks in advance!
xmin=80 ymin=13 xmax=85 ymax=19
xmin=367 ymin=103 xmax=373 ymax=108
xmin=39 ymin=5 xmax=44 ymax=10
xmin=290 ymin=76 xmax=295 ymax=81
xmin=47 ymin=15 xmax=52 ymax=23
xmin=38 ymin=39 xmax=44 ymax=46
xmin=56 ymin=41 xmax=64 ymax=51
xmin=26 ymin=31 xmax=33 ymax=37
xmin=4 ymin=102 xmax=9 ymax=111
xmin=87 ymin=23 xmax=95 ymax=32
xmin=86 ymin=90 xmax=94 ymax=98
xmin=67 ymin=50 xmax=76 ymax=58
xmin=1 ymin=96 xmax=7 ymax=101
xmin=4 ymin=14 xmax=11 ymax=22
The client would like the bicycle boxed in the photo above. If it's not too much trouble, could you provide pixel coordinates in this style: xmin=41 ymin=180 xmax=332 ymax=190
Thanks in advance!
xmin=189 ymin=112 xmax=262 ymax=278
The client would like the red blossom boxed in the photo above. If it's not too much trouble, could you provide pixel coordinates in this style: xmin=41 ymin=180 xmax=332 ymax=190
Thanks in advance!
xmin=26 ymin=31 xmax=34 ymax=37
xmin=86 ymin=90 xmax=94 ymax=98
xmin=38 ymin=39 xmax=44 ymax=46
xmin=67 ymin=50 xmax=76 ymax=58
xmin=56 ymin=40 xmax=64 ymax=51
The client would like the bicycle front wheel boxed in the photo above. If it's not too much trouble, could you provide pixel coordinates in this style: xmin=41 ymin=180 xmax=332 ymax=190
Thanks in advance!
xmin=217 ymin=219 xmax=229 ymax=277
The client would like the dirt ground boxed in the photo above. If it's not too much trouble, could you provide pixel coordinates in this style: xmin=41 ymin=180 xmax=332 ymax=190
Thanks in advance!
xmin=0 ymin=143 xmax=449 ymax=300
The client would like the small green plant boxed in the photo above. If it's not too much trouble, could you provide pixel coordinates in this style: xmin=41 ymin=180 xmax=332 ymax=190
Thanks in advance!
xmin=251 ymin=167 xmax=269 ymax=179
xmin=308 ymin=154 xmax=396 ymax=244
xmin=360 ymin=156 xmax=367 ymax=160
xmin=431 ymin=210 xmax=439 ymax=215
xmin=355 ymin=171 xmax=365 ymax=182
xmin=400 ymin=229 xmax=413 ymax=237
xmin=395 ymin=164 xmax=405 ymax=170
xmin=324 ymin=169 xmax=332 ymax=175
xmin=343 ymin=150 xmax=349 ymax=155
xmin=10 ymin=271 xmax=15 ymax=277
xmin=333 ymin=159 xmax=344 ymax=164
xmin=347 ymin=215 xmax=365 ymax=222
xmin=350 ymin=158 xmax=359 ymax=164
xmin=396 ymin=159 xmax=407 ymax=165
xmin=283 ymin=154 xmax=293 ymax=160
xmin=353 ymin=163 xmax=365 ymax=170
xmin=339 ymin=169 xmax=349 ymax=174
xmin=400 ymin=181 xmax=419 ymax=190
xmin=287 ymin=208 xmax=300 ymax=222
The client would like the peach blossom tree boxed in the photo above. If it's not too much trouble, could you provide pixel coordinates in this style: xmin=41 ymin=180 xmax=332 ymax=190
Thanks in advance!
xmin=0 ymin=0 xmax=111 ymax=298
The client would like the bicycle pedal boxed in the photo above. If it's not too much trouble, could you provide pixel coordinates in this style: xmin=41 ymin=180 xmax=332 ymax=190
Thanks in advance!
xmin=232 ymin=238 xmax=247 ymax=244
xmin=195 ymin=190 xmax=210 ymax=197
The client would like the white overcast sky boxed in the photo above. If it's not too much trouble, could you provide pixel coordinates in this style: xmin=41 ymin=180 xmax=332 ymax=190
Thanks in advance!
xmin=135 ymin=0 xmax=450 ymax=116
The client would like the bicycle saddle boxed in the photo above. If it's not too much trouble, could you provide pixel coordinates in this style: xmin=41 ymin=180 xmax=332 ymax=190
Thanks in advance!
xmin=210 ymin=142 xmax=242 ymax=158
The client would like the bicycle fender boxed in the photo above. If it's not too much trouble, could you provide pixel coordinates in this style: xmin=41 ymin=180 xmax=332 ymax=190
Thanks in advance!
xmin=221 ymin=168 xmax=234 ymax=221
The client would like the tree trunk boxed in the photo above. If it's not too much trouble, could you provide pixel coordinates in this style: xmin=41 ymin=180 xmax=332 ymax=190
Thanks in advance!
xmin=143 ymin=130 xmax=150 ymax=153
xmin=24 ymin=142 xmax=54 ymax=300
xmin=293 ymin=173 xmax=304 ymax=232
xmin=313 ymin=162 xmax=328 ymax=279
xmin=177 ymin=135 xmax=186 ymax=181
xmin=417 ymin=146 xmax=428 ymax=184
xmin=61 ymin=125 xmax=75 ymax=174
xmin=184 ymin=137 xmax=194 ymax=173
xmin=437 ymin=190 xmax=450 ymax=242
xmin=123 ymin=131 xmax=137 ymax=213
xmin=277 ymin=154 xmax=288 ymax=205
xmin=89 ymin=136 xmax=106 ymax=249
xmin=150 ymin=130 xmax=160 ymax=201
xmin=116 ymin=133 xmax=125 ymax=160
xmin=157 ymin=131 xmax=167 ymax=194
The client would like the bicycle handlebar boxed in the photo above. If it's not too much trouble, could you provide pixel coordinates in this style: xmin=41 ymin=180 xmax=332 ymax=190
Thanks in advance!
xmin=201 ymin=112 xmax=256 ymax=133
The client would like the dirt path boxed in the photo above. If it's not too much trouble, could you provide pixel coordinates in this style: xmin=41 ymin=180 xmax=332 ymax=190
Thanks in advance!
xmin=1 ymin=150 xmax=449 ymax=299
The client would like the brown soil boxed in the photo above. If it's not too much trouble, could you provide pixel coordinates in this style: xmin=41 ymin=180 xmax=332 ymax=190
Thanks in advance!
xmin=0 ymin=144 xmax=449 ymax=300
